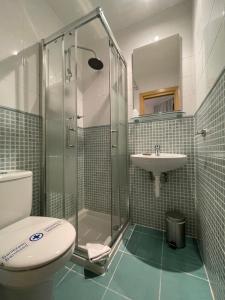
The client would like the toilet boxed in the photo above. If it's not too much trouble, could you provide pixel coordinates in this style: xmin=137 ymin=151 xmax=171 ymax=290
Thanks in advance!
xmin=0 ymin=170 xmax=76 ymax=300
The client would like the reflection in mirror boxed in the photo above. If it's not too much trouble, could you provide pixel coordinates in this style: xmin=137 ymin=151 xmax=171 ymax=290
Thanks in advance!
xmin=133 ymin=34 xmax=182 ymax=117
xmin=140 ymin=86 xmax=180 ymax=115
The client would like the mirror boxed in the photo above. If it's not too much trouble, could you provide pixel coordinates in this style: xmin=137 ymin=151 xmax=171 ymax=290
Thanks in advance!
xmin=133 ymin=34 xmax=182 ymax=116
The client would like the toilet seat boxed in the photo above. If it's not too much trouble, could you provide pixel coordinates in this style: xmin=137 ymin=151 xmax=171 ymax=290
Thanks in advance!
xmin=0 ymin=216 xmax=76 ymax=271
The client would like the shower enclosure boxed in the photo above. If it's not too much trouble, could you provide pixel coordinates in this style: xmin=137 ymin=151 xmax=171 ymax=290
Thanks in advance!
xmin=41 ymin=8 xmax=129 ymax=272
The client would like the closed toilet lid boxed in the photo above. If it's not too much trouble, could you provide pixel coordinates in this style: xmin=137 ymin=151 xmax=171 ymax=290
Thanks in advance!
xmin=0 ymin=217 xmax=76 ymax=271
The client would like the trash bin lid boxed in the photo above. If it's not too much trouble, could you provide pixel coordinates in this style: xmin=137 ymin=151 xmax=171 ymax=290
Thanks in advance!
xmin=166 ymin=211 xmax=185 ymax=222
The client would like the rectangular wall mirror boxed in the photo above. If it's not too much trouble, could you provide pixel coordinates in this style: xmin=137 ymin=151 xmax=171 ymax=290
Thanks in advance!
xmin=132 ymin=34 xmax=182 ymax=117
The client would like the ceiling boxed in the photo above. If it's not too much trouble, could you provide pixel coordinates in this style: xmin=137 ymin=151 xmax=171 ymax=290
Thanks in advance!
xmin=0 ymin=0 xmax=186 ymax=61
xmin=46 ymin=0 xmax=186 ymax=33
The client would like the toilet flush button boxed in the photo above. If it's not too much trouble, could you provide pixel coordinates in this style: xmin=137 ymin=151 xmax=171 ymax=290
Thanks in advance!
xmin=29 ymin=233 xmax=44 ymax=242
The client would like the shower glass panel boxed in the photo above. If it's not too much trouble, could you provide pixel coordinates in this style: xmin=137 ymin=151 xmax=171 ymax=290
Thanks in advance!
xmin=63 ymin=32 xmax=77 ymax=225
xmin=43 ymin=8 xmax=129 ymax=268
xmin=45 ymin=33 xmax=77 ymax=224
xmin=45 ymin=37 xmax=65 ymax=219
xmin=110 ymin=45 xmax=121 ymax=239
xmin=110 ymin=45 xmax=129 ymax=241
xmin=118 ymin=57 xmax=129 ymax=228
xmin=76 ymin=18 xmax=112 ymax=251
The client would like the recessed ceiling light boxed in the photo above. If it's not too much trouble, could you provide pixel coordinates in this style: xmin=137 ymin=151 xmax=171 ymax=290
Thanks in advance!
xmin=12 ymin=50 xmax=18 ymax=56
xmin=154 ymin=36 xmax=159 ymax=42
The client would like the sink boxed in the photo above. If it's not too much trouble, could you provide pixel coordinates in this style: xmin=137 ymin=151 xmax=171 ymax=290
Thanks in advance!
xmin=131 ymin=153 xmax=187 ymax=197
xmin=131 ymin=153 xmax=187 ymax=175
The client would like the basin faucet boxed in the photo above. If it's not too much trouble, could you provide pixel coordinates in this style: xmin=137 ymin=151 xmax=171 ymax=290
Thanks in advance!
xmin=155 ymin=144 xmax=160 ymax=156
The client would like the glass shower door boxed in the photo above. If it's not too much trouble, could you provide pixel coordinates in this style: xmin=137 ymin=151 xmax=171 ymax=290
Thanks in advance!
xmin=75 ymin=18 xmax=112 ymax=252
xmin=110 ymin=44 xmax=120 ymax=240
xmin=110 ymin=44 xmax=129 ymax=242
xmin=43 ymin=10 xmax=129 ymax=270
xmin=63 ymin=32 xmax=77 ymax=227
xmin=45 ymin=37 xmax=65 ymax=219
xmin=45 ymin=34 xmax=77 ymax=226
xmin=118 ymin=59 xmax=129 ymax=227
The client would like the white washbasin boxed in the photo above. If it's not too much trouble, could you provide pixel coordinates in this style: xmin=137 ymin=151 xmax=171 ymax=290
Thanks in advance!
xmin=131 ymin=153 xmax=187 ymax=198
xmin=131 ymin=153 xmax=187 ymax=175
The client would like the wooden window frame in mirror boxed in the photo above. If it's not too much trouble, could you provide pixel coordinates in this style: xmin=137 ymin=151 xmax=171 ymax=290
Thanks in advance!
xmin=139 ymin=86 xmax=181 ymax=115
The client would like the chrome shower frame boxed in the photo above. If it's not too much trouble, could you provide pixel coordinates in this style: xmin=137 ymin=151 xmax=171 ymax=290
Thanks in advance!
xmin=41 ymin=7 xmax=129 ymax=274
xmin=43 ymin=7 xmax=126 ymax=64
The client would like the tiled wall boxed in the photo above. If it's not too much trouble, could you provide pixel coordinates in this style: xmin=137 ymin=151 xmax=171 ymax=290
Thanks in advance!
xmin=80 ymin=125 xmax=129 ymax=225
xmin=129 ymin=117 xmax=196 ymax=236
xmin=195 ymin=69 xmax=225 ymax=300
xmin=193 ymin=0 xmax=225 ymax=109
xmin=81 ymin=117 xmax=196 ymax=237
xmin=47 ymin=127 xmax=85 ymax=219
xmin=83 ymin=126 xmax=111 ymax=214
xmin=77 ymin=127 xmax=85 ymax=212
xmin=0 ymin=106 xmax=41 ymax=215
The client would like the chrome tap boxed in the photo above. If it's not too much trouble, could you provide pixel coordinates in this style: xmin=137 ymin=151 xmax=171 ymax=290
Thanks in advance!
xmin=155 ymin=144 xmax=160 ymax=156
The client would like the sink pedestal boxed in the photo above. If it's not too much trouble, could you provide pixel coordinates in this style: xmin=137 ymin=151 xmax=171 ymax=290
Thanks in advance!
xmin=154 ymin=174 xmax=160 ymax=198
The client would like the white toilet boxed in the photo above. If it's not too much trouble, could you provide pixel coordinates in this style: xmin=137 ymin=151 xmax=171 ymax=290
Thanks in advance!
xmin=0 ymin=170 xmax=76 ymax=300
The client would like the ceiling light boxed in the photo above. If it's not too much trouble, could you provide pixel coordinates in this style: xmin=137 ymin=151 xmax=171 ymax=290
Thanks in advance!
xmin=12 ymin=50 xmax=18 ymax=56
xmin=154 ymin=36 xmax=159 ymax=42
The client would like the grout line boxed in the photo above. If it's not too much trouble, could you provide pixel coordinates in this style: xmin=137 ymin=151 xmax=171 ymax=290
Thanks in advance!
xmin=99 ymin=251 xmax=124 ymax=299
xmin=106 ymin=288 xmax=133 ymax=300
xmin=56 ymin=264 xmax=74 ymax=287
xmin=182 ymin=271 xmax=209 ymax=282
xmin=202 ymin=266 xmax=215 ymax=300
xmin=196 ymin=242 xmax=215 ymax=300
xmin=118 ymin=224 xmax=136 ymax=251
xmin=69 ymin=267 xmax=132 ymax=300
xmin=56 ymin=269 xmax=71 ymax=288
xmin=100 ymin=224 xmax=136 ymax=300
xmin=134 ymin=223 xmax=165 ymax=232
xmin=69 ymin=267 xmax=107 ymax=289
xmin=132 ymin=230 xmax=164 ymax=239
xmin=119 ymin=243 xmax=209 ymax=283
xmin=118 ymin=249 xmax=161 ymax=266
xmin=57 ymin=224 xmax=136 ymax=298
xmin=58 ymin=225 xmax=212 ymax=299
xmin=158 ymin=230 xmax=164 ymax=300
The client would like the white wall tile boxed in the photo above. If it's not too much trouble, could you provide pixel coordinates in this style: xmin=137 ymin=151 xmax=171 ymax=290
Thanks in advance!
xmin=206 ymin=21 xmax=225 ymax=92
xmin=194 ymin=0 xmax=225 ymax=110
xmin=182 ymin=56 xmax=194 ymax=77
xmin=0 ymin=0 xmax=62 ymax=115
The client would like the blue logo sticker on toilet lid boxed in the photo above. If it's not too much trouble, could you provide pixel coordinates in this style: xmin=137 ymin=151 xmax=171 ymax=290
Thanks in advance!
xmin=0 ymin=221 xmax=64 ymax=265
xmin=29 ymin=233 xmax=44 ymax=242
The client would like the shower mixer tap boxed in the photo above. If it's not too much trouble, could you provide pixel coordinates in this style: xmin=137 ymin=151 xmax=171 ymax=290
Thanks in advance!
xmin=65 ymin=45 xmax=104 ymax=82
xmin=65 ymin=48 xmax=73 ymax=82
xmin=155 ymin=144 xmax=161 ymax=156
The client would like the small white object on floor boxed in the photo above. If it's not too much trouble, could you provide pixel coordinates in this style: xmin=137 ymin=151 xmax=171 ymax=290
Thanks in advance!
xmin=86 ymin=243 xmax=111 ymax=262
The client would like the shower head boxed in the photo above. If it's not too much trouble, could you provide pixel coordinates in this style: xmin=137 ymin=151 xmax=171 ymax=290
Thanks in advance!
xmin=69 ymin=45 xmax=104 ymax=70
xmin=88 ymin=57 xmax=104 ymax=70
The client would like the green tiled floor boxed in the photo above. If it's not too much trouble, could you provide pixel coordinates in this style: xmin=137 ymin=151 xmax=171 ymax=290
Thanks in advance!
xmin=54 ymin=224 xmax=213 ymax=300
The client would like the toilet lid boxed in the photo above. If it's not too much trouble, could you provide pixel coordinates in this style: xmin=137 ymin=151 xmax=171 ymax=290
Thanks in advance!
xmin=0 ymin=217 xmax=76 ymax=271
